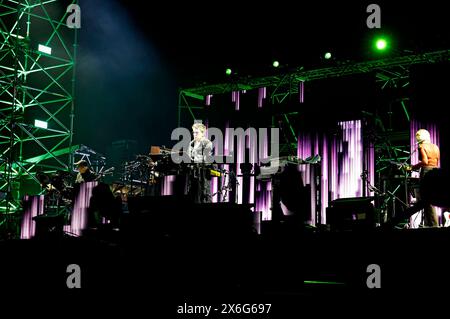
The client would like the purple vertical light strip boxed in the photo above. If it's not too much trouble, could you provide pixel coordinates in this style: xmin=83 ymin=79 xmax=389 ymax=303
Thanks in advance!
xmin=321 ymin=137 xmax=328 ymax=224
xmin=232 ymin=91 xmax=240 ymax=111
xmin=265 ymin=181 xmax=272 ymax=220
xmin=231 ymin=92 xmax=235 ymax=109
xmin=69 ymin=181 xmax=97 ymax=236
xmin=206 ymin=94 xmax=212 ymax=106
xmin=309 ymin=134 xmax=319 ymax=224
xmin=162 ymin=175 xmax=176 ymax=196
xmin=330 ymin=136 xmax=337 ymax=201
xmin=369 ymin=141 xmax=375 ymax=196
xmin=263 ymin=131 xmax=270 ymax=219
xmin=236 ymin=91 xmax=240 ymax=110
xmin=314 ymin=133 xmax=320 ymax=222
xmin=258 ymin=87 xmax=266 ymax=108
xmin=236 ymin=129 xmax=245 ymax=204
xmin=231 ymin=92 xmax=235 ymax=113
xmin=211 ymin=178 xmax=218 ymax=203
xmin=333 ymin=126 xmax=341 ymax=200
xmin=256 ymin=130 xmax=272 ymax=220
xmin=20 ymin=195 xmax=45 ymax=239
xmin=344 ymin=121 xmax=349 ymax=196
xmin=333 ymin=123 xmax=343 ymax=199
xmin=356 ymin=120 xmax=363 ymax=197
xmin=249 ymin=176 xmax=255 ymax=206
xmin=314 ymin=133 xmax=319 ymax=157
xmin=256 ymin=181 xmax=272 ymax=221
xmin=299 ymin=81 xmax=305 ymax=103
xmin=347 ymin=121 xmax=352 ymax=196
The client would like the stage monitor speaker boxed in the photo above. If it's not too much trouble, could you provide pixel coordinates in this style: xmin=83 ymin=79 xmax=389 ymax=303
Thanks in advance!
xmin=327 ymin=197 xmax=376 ymax=231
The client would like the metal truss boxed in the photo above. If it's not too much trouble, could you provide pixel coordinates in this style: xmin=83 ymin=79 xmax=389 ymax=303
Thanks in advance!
xmin=0 ymin=0 xmax=78 ymax=216
xmin=179 ymin=49 xmax=450 ymax=98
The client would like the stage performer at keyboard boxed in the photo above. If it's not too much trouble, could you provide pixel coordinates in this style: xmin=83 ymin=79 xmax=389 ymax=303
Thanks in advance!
xmin=187 ymin=122 xmax=213 ymax=203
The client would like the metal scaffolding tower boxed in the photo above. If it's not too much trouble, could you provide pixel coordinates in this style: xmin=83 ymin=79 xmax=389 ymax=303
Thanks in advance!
xmin=0 ymin=0 xmax=78 ymax=233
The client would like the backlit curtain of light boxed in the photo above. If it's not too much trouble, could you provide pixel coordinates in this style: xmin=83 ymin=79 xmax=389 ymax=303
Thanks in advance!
xmin=298 ymin=120 xmax=365 ymax=225
xmin=20 ymin=195 xmax=45 ymax=239
xmin=410 ymin=119 xmax=441 ymax=225
xmin=335 ymin=120 xmax=363 ymax=199
xmin=65 ymin=181 xmax=97 ymax=236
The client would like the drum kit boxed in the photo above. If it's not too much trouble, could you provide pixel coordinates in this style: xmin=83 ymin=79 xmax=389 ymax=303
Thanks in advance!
xmin=36 ymin=146 xmax=245 ymax=205
xmin=36 ymin=170 xmax=75 ymax=218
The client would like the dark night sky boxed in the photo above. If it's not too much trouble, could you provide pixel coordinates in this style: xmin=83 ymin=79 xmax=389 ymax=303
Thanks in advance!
xmin=74 ymin=0 xmax=449 ymax=157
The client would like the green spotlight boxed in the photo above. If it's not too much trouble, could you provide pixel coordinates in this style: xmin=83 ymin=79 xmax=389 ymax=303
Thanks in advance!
xmin=375 ymin=38 xmax=388 ymax=51
xmin=34 ymin=119 xmax=48 ymax=129
xmin=272 ymin=60 xmax=280 ymax=68
xmin=225 ymin=68 xmax=232 ymax=75
xmin=324 ymin=52 xmax=332 ymax=60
